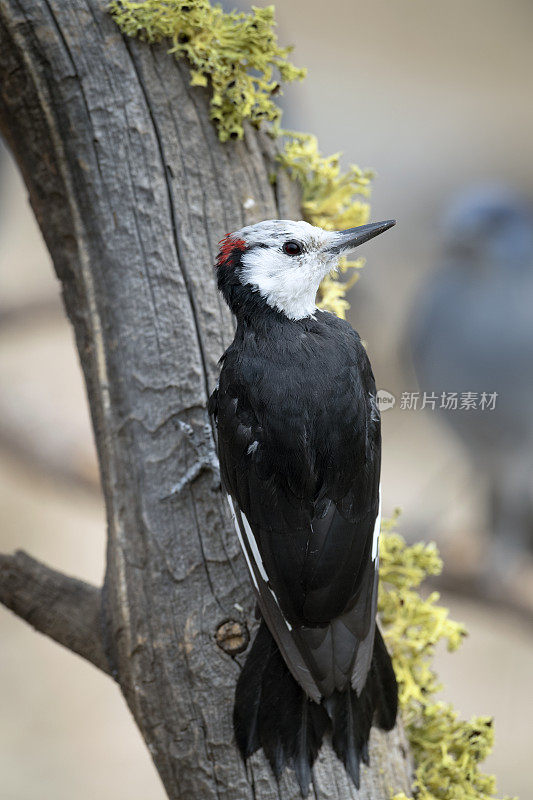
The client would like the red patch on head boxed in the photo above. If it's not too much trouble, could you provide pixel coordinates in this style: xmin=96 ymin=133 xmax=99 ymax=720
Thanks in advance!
xmin=216 ymin=234 xmax=246 ymax=267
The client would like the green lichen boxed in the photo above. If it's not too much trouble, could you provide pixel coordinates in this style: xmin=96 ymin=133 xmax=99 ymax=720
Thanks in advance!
xmin=109 ymin=3 xmax=512 ymax=798
xmin=108 ymin=0 xmax=305 ymax=141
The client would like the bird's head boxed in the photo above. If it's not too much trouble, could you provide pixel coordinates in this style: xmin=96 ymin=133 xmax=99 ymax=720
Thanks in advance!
xmin=216 ymin=218 xmax=395 ymax=320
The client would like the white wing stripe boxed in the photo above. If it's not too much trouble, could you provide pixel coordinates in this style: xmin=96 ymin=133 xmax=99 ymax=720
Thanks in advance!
xmin=371 ymin=485 xmax=382 ymax=561
xmin=269 ymin=587 xmax=292 ymax=630
xmin=227 ymin=495 xmax=258 ymax=589
xmin=240 ymin=510 xmax=269 ymax=582
xmin=227 ymin=495 xmax=293 ymax=633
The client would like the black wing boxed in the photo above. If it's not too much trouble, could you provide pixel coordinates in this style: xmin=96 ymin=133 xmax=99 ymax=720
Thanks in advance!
xmin=211 ymin=316 xmax=381 ymax=699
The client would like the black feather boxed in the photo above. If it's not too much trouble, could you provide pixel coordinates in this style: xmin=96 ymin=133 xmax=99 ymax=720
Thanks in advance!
xmin=235 ymin=621 xmax=397 ymax=795
xmin=234 ymin=620 xmax=272 ymax=759
xmin=235 ymin=621 xmax=329 ymax=796
xmin=328 ymin=627 xmax=397 ymax=788
xmin=371 ymin=627 xmax=399 ymax=731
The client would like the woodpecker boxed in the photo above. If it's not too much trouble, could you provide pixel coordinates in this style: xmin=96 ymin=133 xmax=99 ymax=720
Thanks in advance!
xmin=209 ymin=218 xmax=398 ymax=794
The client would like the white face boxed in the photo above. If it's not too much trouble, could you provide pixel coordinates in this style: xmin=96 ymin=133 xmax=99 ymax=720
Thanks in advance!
xmin=236 ymin=220 xmax=343 ymax=320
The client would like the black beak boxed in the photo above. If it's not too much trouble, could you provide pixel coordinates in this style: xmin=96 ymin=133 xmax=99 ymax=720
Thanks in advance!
xmin=326 ymin=220 xmax=396 ymax=254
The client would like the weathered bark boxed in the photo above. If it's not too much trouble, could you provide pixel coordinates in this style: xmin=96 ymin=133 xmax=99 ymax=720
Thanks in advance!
xmin=0 ymin=551 xmax=110 ymax=674
xmin=0 ymin=2 xmax=412 ymax=798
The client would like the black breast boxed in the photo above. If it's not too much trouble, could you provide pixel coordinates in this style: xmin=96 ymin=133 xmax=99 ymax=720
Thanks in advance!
xmin=214 ymin=307 xmax=381 ymax=626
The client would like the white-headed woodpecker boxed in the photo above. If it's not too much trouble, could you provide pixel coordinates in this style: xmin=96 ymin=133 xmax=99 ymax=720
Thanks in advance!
xmin=208 ymin=218 xmax=398 ymax=795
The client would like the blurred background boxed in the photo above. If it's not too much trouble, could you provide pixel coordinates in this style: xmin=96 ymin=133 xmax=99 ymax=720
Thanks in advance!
xmin=1 ymin=0 xmax=533 ymax=797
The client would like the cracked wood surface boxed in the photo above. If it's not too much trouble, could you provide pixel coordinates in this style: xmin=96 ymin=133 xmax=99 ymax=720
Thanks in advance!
xmin=0 ymin=1 xmax=412 ymax=797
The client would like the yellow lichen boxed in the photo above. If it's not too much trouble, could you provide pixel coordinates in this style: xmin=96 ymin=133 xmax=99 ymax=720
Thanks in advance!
xmin=109 ymin=4 xmax=512 ymax=798
xmin=108 ymin=0 xmax=305 ymax=141
xmin=276 ymin=131 xmax=373 ymax=318
xmin=379 ymin=514 xmax=514 ymax=800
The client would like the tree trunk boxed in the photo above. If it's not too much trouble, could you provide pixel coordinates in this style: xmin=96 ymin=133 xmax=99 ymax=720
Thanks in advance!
xmin=0 ymin=1 xmax=412 ymax=797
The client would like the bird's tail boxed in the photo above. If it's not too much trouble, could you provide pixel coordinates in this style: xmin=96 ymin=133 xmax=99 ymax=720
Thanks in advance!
xmin=234 ymin=620 xmax=398 ymax=796
xmin=326 ymin=626 xmax=398 ymax=787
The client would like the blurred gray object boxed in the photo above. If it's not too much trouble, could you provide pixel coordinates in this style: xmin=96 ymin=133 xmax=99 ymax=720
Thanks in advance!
xmin=0 ymin=136 xmax=6 ymax=213
xmin=410 ymin=187 xmax=533 ymax=572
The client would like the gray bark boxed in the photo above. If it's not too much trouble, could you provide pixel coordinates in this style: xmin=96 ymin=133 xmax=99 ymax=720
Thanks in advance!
xmin=0 ymin=1 xmax=412 ymax=797
xmin=0 ymin=551 xmax=110 ymax=674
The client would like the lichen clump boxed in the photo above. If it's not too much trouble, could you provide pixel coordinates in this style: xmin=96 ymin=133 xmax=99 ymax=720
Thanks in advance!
xmin=277 ymin=131 xmax=373 ymax=318
xmin=379 ymin=516 xmax=511 ymax=800
xmin=109 ymin=3 xmax=512 ymax=798
xmin=108 ymin=0 xmax=306 ymax=141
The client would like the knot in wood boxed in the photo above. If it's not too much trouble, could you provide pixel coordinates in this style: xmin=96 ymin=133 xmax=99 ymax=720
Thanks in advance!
xmin=215 ymin=620 xmax=249 ymax=655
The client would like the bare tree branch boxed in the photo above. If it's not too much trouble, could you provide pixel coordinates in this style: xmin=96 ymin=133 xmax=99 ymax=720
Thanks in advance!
xmin=0 ymin=551 xmax=111 ymax=675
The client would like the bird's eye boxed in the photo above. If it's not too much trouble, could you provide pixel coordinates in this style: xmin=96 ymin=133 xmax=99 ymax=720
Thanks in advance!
xmin=282 ymin=240 xmax=303 ymax=256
